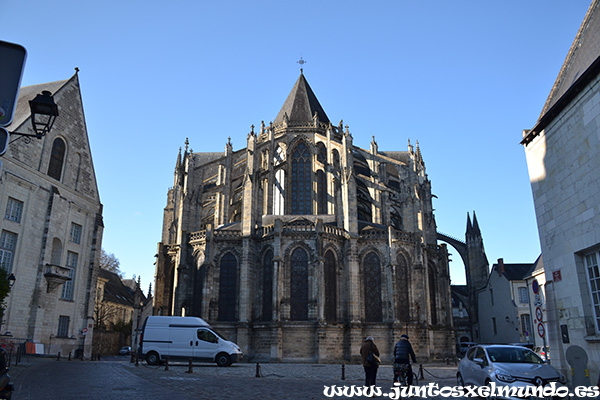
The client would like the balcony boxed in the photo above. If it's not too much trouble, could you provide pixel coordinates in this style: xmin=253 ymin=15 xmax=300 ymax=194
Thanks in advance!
xmin=44 ymin=263 xmax=71 ymax=293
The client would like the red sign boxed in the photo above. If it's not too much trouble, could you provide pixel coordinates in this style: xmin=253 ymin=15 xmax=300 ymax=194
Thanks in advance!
xmin=536 ymin=307 xmax=543 ymax=322
xmin=552 ymin=270 xmax=562 ymax=282
xmin=537 ymin=323 xmax=545 ymax=338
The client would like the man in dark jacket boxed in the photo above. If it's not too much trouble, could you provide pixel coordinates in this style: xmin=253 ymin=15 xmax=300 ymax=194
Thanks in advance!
xmin=360 ymin=336 xmax=380 ymax=387
xmin=393 ymin=334 xmax=416 ymax=385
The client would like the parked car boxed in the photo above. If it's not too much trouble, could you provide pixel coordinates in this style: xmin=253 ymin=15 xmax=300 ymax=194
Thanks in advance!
xmin=457 ymin=345 xmax=565 ymax=398
xmin=533 ymin=346 xmax=550 ymax=361
xmin=458 ymin=341 xmax=477 ymax=357
xmin=119 ymin=346 xmax=132 ymax=355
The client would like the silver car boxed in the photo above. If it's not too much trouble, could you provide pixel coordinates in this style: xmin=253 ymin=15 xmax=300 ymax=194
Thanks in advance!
xmin=457 ymin=345 xmax=566 ymax=399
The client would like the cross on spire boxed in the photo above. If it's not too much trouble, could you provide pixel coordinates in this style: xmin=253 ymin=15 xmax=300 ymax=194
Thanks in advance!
xmin=297 ymin=56 xmax=307 ymax=73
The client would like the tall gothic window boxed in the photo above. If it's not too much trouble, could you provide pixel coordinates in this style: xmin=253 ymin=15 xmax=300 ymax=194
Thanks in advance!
xmin=363 ymin=252 xmax=383 ymax=322
xmin=428 ymin=263 xmax=438 ymax=325
xmin=273 ymin=145 xmax=285 ymax=215
xmin=290 ymin=247 xmax=308 ymax=320
xmin=396 ymin=254 xmax=409 ymax=323
xmin=317 ymin=170 xmax=327 ymax=214
xmin=218 ymin=252 xmax=237 ymax=321
xmin=48 ymin=138 xmax=66 ymax=181
xmin=291 ymin=142 xmax=312 ymax=215
xmin=262 ymin=249 xmax=273 ymax=321
xmin=324 ymin=250 xmax=337 ymax=322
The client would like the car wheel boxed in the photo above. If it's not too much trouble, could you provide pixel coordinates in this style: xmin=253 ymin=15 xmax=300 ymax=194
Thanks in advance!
xmin=485 ymin=379 xmax=498 ymax=400
xmin=215 ymin=352 xmax=231 ymax=367
xmin=457 ymin=373 xmax=465 ymax=386
xmin=146 ymin=351 xmax=160 ymax=366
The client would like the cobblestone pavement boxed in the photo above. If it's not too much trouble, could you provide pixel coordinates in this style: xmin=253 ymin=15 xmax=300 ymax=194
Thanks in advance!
xmin=7 ymin=355 xmax=463 ymax=399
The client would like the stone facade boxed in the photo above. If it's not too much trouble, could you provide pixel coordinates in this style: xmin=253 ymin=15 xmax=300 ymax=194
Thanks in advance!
xmin=153 ymin=72 xmax=454 ymax=362
xmin=0 ymin=73 xmax=103 ymax=358
xmin=522 ymin=0 xmax=600 ymax=386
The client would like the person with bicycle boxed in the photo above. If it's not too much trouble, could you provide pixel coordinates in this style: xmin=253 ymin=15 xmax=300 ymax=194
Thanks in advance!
xmin=393 ymin=334 xmax=416 ymax=385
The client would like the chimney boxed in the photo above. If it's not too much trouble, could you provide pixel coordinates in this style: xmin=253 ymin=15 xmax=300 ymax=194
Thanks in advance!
xmin=497 ymin=258 xmax=505 ymax=277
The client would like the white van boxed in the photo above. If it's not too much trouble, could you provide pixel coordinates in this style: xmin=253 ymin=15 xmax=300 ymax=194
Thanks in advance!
xmin=139 ymin=316 xmax=243 ymax=367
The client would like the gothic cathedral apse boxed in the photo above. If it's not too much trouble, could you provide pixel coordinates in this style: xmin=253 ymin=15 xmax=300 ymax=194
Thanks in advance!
xmin=153 ymin=72 xmax=455 ymax=362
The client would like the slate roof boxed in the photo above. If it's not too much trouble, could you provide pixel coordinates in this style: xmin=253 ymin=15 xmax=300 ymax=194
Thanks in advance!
xmin=99 ymin=268 xmax=136 ymax=307
xmin=540 ymin=0 xmax=600 ymax=118
xmin=274 ymin=73 xmax=330 ymax=125
xmin=523 ymin=0 xmax=600 ymax=143
xmin=494 ymin=262 xmax=536 ymax=281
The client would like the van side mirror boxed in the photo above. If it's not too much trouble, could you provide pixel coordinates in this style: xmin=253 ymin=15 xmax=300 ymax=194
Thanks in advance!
xmin=213 ymin=337 xmax=219 ymax=344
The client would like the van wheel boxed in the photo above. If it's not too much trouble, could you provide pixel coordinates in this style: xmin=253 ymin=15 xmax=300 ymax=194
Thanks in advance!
xmin=215 ymin=353 xmax=231 ymax=367
xmin=146 ymin=351 xmax=160 ymax=366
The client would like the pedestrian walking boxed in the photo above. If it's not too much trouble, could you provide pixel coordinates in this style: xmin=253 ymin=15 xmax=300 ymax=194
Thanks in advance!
xmin=360 ymin=336 xmax=380 ymax=387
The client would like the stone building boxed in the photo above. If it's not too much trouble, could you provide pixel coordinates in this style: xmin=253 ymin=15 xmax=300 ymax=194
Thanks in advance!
xmin=476 ymin=259 xmax=535 ymax=345
xmin=0 ymin=72 xmax=103 ymax=358
xmin=153 ymin=72 xmax=455 ymax=362
xmin=521 ymin=0 xmax=600 ymax=385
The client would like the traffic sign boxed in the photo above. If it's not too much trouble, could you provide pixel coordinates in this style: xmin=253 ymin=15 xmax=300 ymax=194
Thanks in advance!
xmin=82 ymin=328 xmax=88 ymax=336
xmin=0 ymin=127 xmax=9 ymax=156
xmin=537 ymin=323 xmax=545 ymax=338
xmin=532 ymin=279 xmax=539 ymax=294
xmin=0 ymin=41 xmax=27 ymax=127
xmin=536 ymin=306 xmax=543 ymax=322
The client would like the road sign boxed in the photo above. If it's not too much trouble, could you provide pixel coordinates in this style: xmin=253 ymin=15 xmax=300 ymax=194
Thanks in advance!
xmin=82 ymin=328 xmax=88 ymax=336
xmin=536 ymin=306 xmax=543 ymax=322
xmin=537 ymin=323 xmax=545 ymax=338
xmin=0 ymin=41 xmax=27 ymax=127
xmin=532 ymin=279 xmax=539 ymax=294
xmin=0 ymin=127 xmax=9 ymax=156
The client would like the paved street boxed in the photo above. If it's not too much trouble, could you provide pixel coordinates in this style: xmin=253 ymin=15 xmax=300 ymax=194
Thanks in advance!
xmin=9 ymin=355 xmax=461 ymax=399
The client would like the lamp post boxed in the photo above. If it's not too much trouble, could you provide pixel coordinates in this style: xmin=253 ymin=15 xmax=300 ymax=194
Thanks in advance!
xmin=0 ymin=91 xmax=59 ymax=157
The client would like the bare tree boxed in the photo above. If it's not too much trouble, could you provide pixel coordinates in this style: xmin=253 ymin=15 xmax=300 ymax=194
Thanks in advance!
xmin=99 ymin=248 xmax=123 ymax=278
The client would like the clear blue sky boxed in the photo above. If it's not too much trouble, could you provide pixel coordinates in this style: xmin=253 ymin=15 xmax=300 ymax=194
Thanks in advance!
xmin=1 ymin=1 xmax=592 ymax=288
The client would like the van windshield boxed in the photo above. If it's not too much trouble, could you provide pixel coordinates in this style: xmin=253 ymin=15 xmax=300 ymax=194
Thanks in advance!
xmin=211 ymin=329 xmax=228 ymax=341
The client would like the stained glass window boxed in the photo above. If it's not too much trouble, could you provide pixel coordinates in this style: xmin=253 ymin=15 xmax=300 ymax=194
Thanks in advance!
xmin=324 ymin=250 xmax=337 ymax=322
xmin=363 ymin=252 xmax=382 ymax=322
xmin=291 ymin=142 xmax=312 ymax=215
xmin=48 ymin=138 xmax=66 ymax=181
xmin=262 ymin=250 xmax=273 ymax=321
xmin=396 ymin=254 xmax=409 ymax=323
xmin=218 ymin=252 xmax=237 ymax=321
xmin=290 ymin=247 xmax=308 ymax=320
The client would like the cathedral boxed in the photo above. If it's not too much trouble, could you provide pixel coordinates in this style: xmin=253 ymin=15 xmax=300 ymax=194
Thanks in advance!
xmin=153 ymin=72 xmax=455 ymax=362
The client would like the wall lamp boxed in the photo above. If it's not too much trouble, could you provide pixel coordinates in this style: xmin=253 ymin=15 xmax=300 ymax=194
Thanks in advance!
xmin=7 ymin=273 xmax=15 ymax=288
xmin=11 ymin=90 xmax=59 ymax=139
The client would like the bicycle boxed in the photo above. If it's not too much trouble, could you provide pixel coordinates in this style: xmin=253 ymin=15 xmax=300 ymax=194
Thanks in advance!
xmin=393 ymin=363 xmax=419 ymax=387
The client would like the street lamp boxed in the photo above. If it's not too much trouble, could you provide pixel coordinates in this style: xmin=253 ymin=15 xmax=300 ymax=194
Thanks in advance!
xmin=28 ymin=91 xmax=59 ymax=138
xmin=8 ymin=90 xmax=59 ymax=139
xmin=7 ymin=274 xmax=15 ymax=288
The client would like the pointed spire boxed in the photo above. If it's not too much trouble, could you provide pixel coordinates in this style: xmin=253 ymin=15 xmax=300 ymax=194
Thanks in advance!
xmin=472 ymin=211 xmax=481 ymax=235
xmin=176 ymin=147 xmax=182 ymax=169
xmin=466 ymin=212 xmax=472 ymax=234
xmin=274 ymin=72 xmax=329 ymax=125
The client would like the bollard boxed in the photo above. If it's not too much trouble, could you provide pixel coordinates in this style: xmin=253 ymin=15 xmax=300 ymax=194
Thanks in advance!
xmin=341 ymin=364 xmax=346 ymax=380
xmin=165 ymin=357 xmax=169 ymax=371
xmin=98 ymin=353 xmax=101 ymax=361
xmin=419 ymin=364 xmax=424 ymax=380
xmin=130 ymin=351 xmax=135 ymax=364
xmin=186 ymin=358 xmax=193 ymax=374
xmin=135 ymin=352 xmax=139 ymax=367
xmin=68 ymin=352 xmax=71 ymax=361
xmin=255 ymin=362 xmax=261 ymax=378
xmin=57 ymin=352 xmax=61 ymax=361
xmin=446 ymin=357 xmax=449 ymax=365
xmin=14 ymin=348 xmax=18 ymax=367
